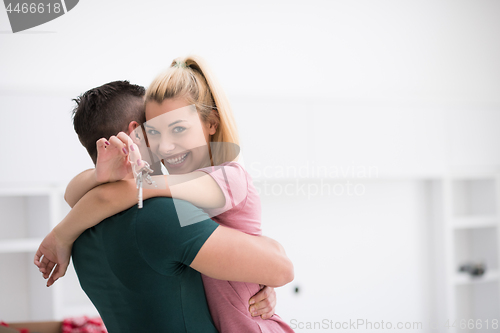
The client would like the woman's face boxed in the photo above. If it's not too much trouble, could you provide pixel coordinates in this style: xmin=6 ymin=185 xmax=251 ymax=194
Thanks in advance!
xmin=144 ymin=98 xmax=215 ymax=174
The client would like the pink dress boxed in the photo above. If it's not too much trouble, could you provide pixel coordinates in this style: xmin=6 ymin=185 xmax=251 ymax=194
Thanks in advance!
xmin=198 ymin=162 xmax=294 ymax=333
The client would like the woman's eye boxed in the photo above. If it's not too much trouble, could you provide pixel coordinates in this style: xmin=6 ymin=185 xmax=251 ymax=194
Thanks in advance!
xmin=173 ymin=126 xmax=186 ymax=134
xmin=147 ymin=129 xmax=160 ymax=136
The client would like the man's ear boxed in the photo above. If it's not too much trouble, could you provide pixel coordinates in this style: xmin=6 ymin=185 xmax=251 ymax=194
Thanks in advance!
xmin=127 ymin=121 xmax=140 ymax=133
xmin=127 ymin=121 xmax=142 ymax=145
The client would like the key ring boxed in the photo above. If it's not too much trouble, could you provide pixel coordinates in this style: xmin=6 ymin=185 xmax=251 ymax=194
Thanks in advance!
xmin=132 ymin=160 xmax=156 ymax=209
xmin=132 ymin=160 xmax=153 ymax=180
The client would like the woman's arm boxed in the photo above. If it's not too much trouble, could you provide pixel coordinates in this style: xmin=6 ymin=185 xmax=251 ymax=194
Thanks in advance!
xmin=157 ymin=171 xmax=225 ymax=209
xmin=35 ymin=172 xmax=224 ymax=285
xmin=64 ymin=169 xmax=102 ymax=208
xmin=59 ymin=179 xmax=140 ymax=241
xmin=61 ymin=170 xmax=224 ymax=244
xmin=35 ymin=179 xmax=143 ymax=286
xmin=39 ymin=167 xmax=226 ymax=283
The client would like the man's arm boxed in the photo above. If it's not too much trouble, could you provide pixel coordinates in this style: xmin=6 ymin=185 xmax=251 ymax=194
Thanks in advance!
xmin=190 ymin=226 xmax=294 ymax=288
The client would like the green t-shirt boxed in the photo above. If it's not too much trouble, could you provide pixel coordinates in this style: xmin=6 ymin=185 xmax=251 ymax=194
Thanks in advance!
xmin=72 ymin=197 xmax=220 ymax=333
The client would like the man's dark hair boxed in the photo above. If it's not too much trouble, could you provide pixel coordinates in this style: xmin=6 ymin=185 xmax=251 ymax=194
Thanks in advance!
xmin=72 ymin=80 xmax=146 ymax=164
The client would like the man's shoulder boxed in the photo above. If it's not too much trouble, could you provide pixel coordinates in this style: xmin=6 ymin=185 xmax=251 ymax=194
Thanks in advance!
xmin=134 ymin=197 xmax=219 ymax=272
xmin=137 ymin=197 xmax=177 ymax=216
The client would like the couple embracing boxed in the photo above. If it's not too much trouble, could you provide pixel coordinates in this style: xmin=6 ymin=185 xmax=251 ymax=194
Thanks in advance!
xmin=35 ymin=55 xmax=295 ymax=333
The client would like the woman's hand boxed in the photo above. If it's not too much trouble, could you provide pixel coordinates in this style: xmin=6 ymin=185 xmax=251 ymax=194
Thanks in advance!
xmin=34 ymin=229 xmax=73 ymax=287
xmin=248 ymin=285 xmax=277 ymax=319
xmin=94 ymin=136 xmax=132 ymax=183
xmin=64 ymin=134 xmax=136 ymax=207
xmin=96 ymin=132 xmax=144 ymax=181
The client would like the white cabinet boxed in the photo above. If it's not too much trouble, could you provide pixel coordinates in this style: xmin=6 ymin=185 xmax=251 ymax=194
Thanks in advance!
xmin=0 ymin=185 xmax=98 ymax=322
xmin=441 ymin=173 xmax=500 ymax=332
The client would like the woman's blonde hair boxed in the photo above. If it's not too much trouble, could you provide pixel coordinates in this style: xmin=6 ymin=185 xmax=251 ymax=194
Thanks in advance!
xmin=145 ymin=55 xmax=239 ymax=165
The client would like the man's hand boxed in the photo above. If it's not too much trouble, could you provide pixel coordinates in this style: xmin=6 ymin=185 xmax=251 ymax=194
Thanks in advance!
xmin=248 ymin=285 xmax=277 ymax=319
xmin=33 ymin=229 xmax=73 ymax=287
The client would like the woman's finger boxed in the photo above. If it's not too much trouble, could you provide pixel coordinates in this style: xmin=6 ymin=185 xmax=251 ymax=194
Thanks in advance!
xmin=116 ymin=132 xmax=143 ymax=166
xmin=43 ymin=260 xmax=56 ymax=279
xmin=34 ymin=249 xmax=43 ymax=267
xmin=47 ymin=264 xmax=60 ymax=287
xmin=96 ymin=138 xmax=110 ymax=153
xmin=109 ymin=136 xmax=128 ymax=156
xmin=47 ymin=263 xmax=68 ymax=287
xmin=117 ymin=132 xmax=133 ymax=146
xmin=129 ymin=143 xmax=143 ymax=167
xmin=38 ymin=254 xmax=50 ymax=272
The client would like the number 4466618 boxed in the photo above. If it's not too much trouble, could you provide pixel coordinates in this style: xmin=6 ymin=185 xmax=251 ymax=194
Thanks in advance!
xmin=5 ymin=3 xmax=62 ymax=14
xmin=445 ymin=319 xmax=498 ymax=330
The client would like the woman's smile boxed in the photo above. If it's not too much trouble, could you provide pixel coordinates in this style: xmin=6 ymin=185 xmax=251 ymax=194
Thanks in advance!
xmin=163 ymin=151 xmax=190 ymax=169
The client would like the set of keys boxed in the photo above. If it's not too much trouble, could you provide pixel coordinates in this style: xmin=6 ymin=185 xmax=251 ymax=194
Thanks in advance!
xmin=133 ymin=160 xmax=156 ymax=209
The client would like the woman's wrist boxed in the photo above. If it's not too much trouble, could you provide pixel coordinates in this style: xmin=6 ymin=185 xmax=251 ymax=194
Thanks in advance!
xmin=93 ymin=168 xmax=109 ymax=185
xmin=52 ymin=224 xmax=78 ymax=246
xmin=53 ymin=206 xmax=91 ymax=244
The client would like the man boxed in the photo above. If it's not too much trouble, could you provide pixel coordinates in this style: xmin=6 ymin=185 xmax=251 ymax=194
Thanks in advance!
xmin=35 ymin=81 xmax=293 ymax=332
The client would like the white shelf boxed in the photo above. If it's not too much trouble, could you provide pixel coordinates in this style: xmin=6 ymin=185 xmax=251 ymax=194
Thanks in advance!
xmin=0 ymin=184 xmax=86 ymax=322
xmin=454 ymin=269 xmax=499 ymax=285
xmin=0 ymin=186 xmax=54 ymax=196
xmin=0 ymin=238 xmax=43 ymax=253
xmin=451 ymin=178 xmax=497 ymax=217
xmin=452 ymin=216 xmax=498 ymax=229
xmin=439 ymin=173 xmax=500 ymax=332
xmin=447 ymin=171 xmax=499 ymax=180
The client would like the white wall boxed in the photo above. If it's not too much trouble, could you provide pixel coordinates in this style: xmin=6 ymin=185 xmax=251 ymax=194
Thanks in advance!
xmin=0 ymin=0 xmax=499 ymax=183
xmin=261 ymin=180 xmax=435 ymax=328
xmin=0 ymin=0 xmax=499 ymax=105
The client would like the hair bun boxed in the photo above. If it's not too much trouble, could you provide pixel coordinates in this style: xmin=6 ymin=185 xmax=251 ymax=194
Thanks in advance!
xmin=173 ymin=61 xmax=187 ymax=68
